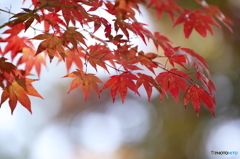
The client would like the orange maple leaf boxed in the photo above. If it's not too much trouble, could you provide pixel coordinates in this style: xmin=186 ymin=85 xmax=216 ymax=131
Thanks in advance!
xmin=62 ymin=27 xmax=87 ymax=48
xmin=64 ymin=49 xmax=85 ymax=73
xmin=0 ymin=57 xmax=23 ymax=84
xmin=33 ymin=33 xmax=65 ymax=62
xmin=0 ymin=78 xmax=43 ymax=114
xmin=17 ymin=47 xmax=47 ymax=77
xmin=63 ymin=70 xmax=103 ymax=101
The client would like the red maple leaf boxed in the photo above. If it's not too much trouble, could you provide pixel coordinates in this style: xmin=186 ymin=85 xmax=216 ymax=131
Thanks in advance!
xmin=147 ymin=0 xmax=182 ymax=20
xmin=132 ymin=22 xmax=152 ymax=45
xmin=184 ymin=84 xmax=215 ymax=117
xmin=114 ymin=45 xmax=142 ymax=71
xmin=101 ymin=72 xmax=140 ymax=103
xmin=136 ymin=73 xmax=162 ymax=101
xmin=175 ymin=47 xmax=209 ymax=75
xmin=40 ymin=13 xmax=66 ymax=32
xmin=137 ymin=51 xmax=159 ymax=74
xmin=156 ymin=68 xmax=192 ymax=102
xmin=104 ymin=0 xmax=141 ymax=20
xmin=87 ymin=0 xmax=103 ymax=12
xmin=90 ymin=16 xmax=104 ymax=33
xmin=2 ymin=36 xmax=33 ymax=60
xmin=113 ymin=0 xmax=142 ymax=19
xmin=2 ymin=23 xmax=25 ymax=37
xmin=56 ymin=1 xmax=89 ymax=26
xmin=196 ymin=72 xmax=216 ymax=95
xmin=164 ymin=47 xmax=187 ymax=69
xmin=87 ymin=44 xmax=115 ymax=73
xmin=173 ymin=9 xmax=220 ymax=38
xmin=114 ymin=19 xmax=132 ymax=40
xmin=196 ymin=0 xmax=233 ymax=32
xmin=152 ymin=32 xmax=172 ymax=50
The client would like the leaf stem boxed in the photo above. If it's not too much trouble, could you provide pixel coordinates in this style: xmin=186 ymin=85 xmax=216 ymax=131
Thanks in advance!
xmin=0 ymin=4 xmax=49 ymax=29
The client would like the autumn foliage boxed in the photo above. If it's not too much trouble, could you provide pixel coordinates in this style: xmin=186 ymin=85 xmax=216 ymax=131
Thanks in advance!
xmin=0 ymin=0 xmax=232 ymax=116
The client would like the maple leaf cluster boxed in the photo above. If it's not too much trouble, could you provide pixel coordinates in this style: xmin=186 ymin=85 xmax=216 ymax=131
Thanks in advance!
xmin=0 ymin=0 xmax=232 ymax=116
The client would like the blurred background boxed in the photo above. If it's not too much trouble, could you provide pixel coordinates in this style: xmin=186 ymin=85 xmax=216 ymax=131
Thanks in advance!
xmin=0 ymin=0 xmax=240 ymax=159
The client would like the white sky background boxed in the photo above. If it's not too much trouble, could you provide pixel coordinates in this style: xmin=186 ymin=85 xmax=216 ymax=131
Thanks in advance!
xmin=0 ymin=0 xmax=240 ymax=159
xmin=204 ymin=118 xmax=240 ymax=159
